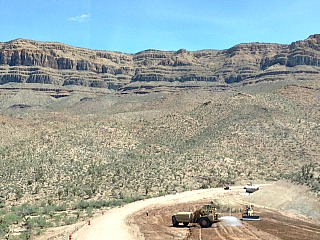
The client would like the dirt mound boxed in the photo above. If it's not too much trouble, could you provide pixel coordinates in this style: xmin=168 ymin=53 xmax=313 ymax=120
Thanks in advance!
xmin=244 ymin=180 xmax=320 ymax=221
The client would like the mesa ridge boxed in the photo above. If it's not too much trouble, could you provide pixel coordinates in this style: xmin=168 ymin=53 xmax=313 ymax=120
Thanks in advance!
xmin=0 ymin=34 xmax=319 ymax=92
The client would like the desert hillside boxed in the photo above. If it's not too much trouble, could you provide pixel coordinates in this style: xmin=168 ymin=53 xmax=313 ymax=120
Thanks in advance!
xmin=0 ymin=36 xmax=319 ymax=239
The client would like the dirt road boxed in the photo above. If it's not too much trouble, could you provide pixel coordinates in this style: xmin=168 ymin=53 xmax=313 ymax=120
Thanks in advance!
xmin=72 ymin=186 xmax=246 ymax=240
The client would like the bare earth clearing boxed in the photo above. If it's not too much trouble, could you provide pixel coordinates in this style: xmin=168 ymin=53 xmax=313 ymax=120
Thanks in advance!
xmin=42 ymin=181 xmax=320 ymax=240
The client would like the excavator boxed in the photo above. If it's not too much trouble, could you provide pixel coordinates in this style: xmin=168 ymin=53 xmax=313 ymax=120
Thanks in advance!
xmin=172 ymin=202 xmax=220 ymax=228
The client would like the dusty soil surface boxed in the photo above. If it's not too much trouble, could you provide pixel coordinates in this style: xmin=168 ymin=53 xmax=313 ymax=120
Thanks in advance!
xmin=45 ymin=182 xmax=320 ymax=240
xmin=131 ymin=182 xmax=320 ymax=240
xmin=134 ymin=201 xmax=320 ymax=240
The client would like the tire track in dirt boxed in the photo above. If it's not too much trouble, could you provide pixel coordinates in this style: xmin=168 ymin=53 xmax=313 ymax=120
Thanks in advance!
xmin=238 ymin=224 xmax=261 ymax=240
xmin=215 ymin=223 xmax=260 ymax=240
xmin=268 ymin=218 xmax=320 ymax=234
xmin=213 ymin=225 xmax=226 ymax=239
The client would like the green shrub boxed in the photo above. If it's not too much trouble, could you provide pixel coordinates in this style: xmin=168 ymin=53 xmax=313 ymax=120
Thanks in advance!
xmin=0 ymin=217 xmax=10 ymax=238
xmin=15 ymin=204 xmax=39 ymax=218
xmin=42 ymin=204 xmax=55 ymax=216
xmin=75 ymin=200 xmax=90 ymax=209
xmin=63 ymin=216 xmax=77 ymax=225
xmin=4 ymin=212 xmax=21 ymax=225
xmin=27 ymin=216 xmax=48 ymax=229
xmin=54 ymin=203 xmax=68 ymax=212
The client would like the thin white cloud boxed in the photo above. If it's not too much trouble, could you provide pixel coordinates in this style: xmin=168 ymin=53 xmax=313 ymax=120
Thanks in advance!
xmin=68 ymin=14 xmax=91 ymax=22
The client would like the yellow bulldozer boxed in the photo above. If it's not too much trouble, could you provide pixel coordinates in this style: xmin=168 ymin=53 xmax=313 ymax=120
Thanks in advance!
xmin=242 ymin=204 xmax=260 ymax=221
xmin=172 ymin=202 xmax=220 ymax=228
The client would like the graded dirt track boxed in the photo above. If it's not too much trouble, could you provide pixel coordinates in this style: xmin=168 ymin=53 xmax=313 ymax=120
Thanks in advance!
xmin=71 ymin=183 xmax=320 ymax=240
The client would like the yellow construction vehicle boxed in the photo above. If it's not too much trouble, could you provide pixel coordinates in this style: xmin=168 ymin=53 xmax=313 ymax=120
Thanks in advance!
xmin=172 ymin=202 xmax=220 ymax=228
xmin=242 ymin=204 xmax=260 ymax=221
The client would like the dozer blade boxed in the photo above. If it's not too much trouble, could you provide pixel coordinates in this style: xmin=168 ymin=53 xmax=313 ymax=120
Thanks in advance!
xmin=242 ymin=215 xmax=260 ymax=221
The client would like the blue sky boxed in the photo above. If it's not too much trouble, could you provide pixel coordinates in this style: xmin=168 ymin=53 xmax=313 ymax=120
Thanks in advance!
xmin=1 ymin=0 xmax=320 ymax=53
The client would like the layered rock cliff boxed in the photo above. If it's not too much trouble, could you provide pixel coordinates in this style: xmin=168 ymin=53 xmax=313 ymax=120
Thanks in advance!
xmin=0 ymin=39 xmax=134 ymax=89
xmin=0 ymin=35 xmax=319 ymax=91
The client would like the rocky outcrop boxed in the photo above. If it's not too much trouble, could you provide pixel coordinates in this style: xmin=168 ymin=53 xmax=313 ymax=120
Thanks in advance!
xmin=287 ymin=34 xmax=320 ymax=67
xmin=0 ymin=35 xmax=319 ymax=91
xmin=0 ymin=39 xmax=134 ymax=89
xmin=260 ymin=34 xmax=320 ymax=69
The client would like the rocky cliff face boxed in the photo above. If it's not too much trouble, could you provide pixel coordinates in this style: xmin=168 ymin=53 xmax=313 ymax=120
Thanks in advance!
xmin=0 ymin=35 xmax=319 ymax=91
xmin=0 ymin=39 xmax=134 ymax=89
xmin=260 ymin=34 xmax=320 ymax=69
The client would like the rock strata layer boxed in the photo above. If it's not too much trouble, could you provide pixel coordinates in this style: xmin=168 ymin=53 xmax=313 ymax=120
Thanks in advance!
xmin=0 ymin=35 xmax=319 ymax=91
